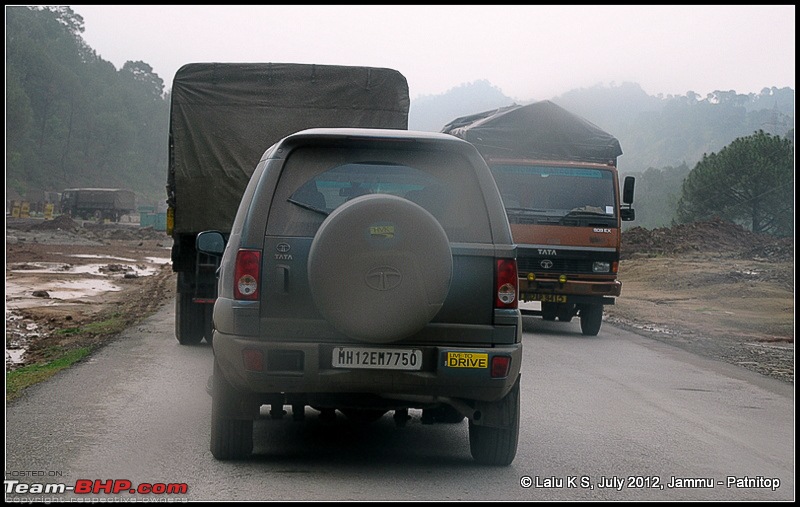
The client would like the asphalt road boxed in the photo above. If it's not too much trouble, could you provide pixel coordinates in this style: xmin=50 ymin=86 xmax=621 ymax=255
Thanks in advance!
xmin=5 ymin=301 xmax=794 ymax=501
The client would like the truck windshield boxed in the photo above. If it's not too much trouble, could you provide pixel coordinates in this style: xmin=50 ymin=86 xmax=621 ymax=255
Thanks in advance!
xmin=489 ymin=164 xmax=617 ymax=218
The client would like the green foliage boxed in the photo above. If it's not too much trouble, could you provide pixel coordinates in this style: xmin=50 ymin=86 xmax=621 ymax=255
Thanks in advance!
xmin=676 ymin=131 xmax=794 ymax=236
xmin=54 ymin=313 xmax=128 ymax=337
xmin=620 ymin=163 xmax=692 ymax=230
xmin=8 ymin=311 xmax=140 ymax=401
xmin=5 ymin=6 xmax=169 ymax=207
xmin=6 ymin=347 xmax=92 ymax=402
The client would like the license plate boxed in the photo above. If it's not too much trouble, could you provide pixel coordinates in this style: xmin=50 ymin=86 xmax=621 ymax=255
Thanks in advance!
xmin=524 ymin=293 xmax=567 ymax=303
xmin=444 ymin=351 xmax=488 ymax=369
xmin=332 ymin=347 xmax=422 ymax=371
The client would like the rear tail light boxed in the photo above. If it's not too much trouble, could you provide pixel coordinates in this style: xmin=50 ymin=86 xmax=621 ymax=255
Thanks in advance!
xmin=234 ymin=249 xmax=262 ymax=300
xmin=495 ymin=258 xmax=518 ymax=309
xmin=491 ymin=355 xmax=512 ymax=378
xmin=242 ymin=348 xmax=264 ymax=372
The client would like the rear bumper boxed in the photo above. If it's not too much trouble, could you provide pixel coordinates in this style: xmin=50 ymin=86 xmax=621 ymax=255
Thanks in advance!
xmin=213 ymin=333 xmax=522 ymax=404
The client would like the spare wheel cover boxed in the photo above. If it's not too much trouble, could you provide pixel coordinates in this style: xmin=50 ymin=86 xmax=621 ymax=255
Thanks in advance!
xmin=308 ymin=194 xmax=452 ymax=343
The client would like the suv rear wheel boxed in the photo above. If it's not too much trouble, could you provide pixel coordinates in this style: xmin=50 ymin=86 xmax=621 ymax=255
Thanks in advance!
xmin=210 ymin=361 xmax=253 ymax=460
xmin=468 ymin=375 xmax=520 ymax=466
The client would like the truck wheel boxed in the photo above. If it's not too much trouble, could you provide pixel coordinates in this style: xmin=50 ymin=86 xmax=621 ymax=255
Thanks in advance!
xmin=175 ymin=292 xmax=204 ymax=345
xmin=580 ymin=304 xmax=603 ymax=336
xmin=210 ymin=360 xmax=253 ymax=460
xmin=541 ymin=302 xmax=557 ymax=321
xmin=468 ymin=375 xmax=520 ymax=466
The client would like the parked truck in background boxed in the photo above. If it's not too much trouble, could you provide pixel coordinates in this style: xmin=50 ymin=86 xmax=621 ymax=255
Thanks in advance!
xmin=441 ymin=101 xmax=635 ymax=336
xmin=61 ymin=188 xmax=136 ymax=222
xmin=167 ymin=62 xmax=410 ymax=345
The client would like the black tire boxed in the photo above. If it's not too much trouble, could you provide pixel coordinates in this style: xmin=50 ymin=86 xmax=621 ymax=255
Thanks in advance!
xmin=340 ymin=408 xmax=387 ymax=424
xmin=541 ymin=302 xmax=557 ymax=321
xmin=175 ymin=291 xmax=204 ymax=345
xmin=468 ymin=376 xmax=520 ymax=466
xmin=308 ymin=194 xmax=452 ymax=343
xmin=580 ymin=304 xmax=603 ymax=336
xmin=210 ymin=360 xmax=253 ymax=460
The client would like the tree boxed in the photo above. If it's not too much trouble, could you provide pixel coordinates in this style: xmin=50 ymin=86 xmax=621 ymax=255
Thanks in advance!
xmin=5 ymin=6 xmax=170 ymax=207
xmin=675 ymin=130 xmax=794 ymax=236
xmin=620 ymin=162 xmax=692 ymax=230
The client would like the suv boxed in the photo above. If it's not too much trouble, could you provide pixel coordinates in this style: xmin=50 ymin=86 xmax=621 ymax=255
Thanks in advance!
xmin=198 ymin=128 xmax=523 ymax=465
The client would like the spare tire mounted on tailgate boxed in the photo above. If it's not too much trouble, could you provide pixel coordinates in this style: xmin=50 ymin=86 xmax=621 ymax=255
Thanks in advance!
xmin=308 ymin=194 xmax=452 ymax=343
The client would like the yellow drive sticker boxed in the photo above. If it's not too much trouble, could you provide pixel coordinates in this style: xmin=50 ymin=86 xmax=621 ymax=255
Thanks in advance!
xmin=445 ymin=352 xmax=488 ymax=369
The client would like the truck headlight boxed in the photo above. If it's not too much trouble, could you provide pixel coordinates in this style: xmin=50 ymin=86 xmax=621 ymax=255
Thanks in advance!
xmin=593 ymin=261 xmax=611 ymax=273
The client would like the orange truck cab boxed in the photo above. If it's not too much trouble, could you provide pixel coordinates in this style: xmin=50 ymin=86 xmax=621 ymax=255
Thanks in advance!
xmin=442 ymin=101 xmax=635 ymax=335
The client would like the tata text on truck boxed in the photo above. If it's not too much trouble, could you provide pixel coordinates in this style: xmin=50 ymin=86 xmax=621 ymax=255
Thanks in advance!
xmin=167 ymin=62 xmax=410 ymax=344
xmin=442 ymin=101 xmax=635 ymax=335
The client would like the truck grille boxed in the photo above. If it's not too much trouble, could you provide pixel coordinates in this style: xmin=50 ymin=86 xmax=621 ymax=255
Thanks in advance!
xmin=517 ymin=257 xmax=594 ymax=275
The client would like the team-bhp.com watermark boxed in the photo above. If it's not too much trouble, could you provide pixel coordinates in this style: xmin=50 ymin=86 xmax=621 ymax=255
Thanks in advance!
xmin=5 ymin=478 xmax=189 ymax=503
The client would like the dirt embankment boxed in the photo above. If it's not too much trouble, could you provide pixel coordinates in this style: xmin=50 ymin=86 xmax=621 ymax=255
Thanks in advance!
xmin=608 ymin=217 xmax=794 ymax=383
xmin=620 ymin=217 xmax=794 ymax=263
xmin=6 ymin=215 xmax=176 ymax=369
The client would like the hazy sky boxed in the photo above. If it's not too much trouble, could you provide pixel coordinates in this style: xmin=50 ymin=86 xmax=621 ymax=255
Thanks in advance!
xmin=67 ymin=5 xmax=795 ymax=101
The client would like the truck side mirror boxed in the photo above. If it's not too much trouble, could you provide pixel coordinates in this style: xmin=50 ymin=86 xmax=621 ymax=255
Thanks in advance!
xmin=622 ymin=176 xmax=635 ymax=205
xmin=620 ymin=176 xmax=635 ymax=222
xmin=196 ymin=231 xmax=226 ymax=255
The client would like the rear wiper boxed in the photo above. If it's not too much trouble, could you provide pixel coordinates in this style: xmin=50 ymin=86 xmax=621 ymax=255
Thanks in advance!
xmin=288 ymin=198 xmax=329 ymax=216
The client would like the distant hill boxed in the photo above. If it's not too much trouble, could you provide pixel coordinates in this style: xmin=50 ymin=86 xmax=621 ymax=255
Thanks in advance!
xmin=409 ymin=80 xmax=515 ymax=132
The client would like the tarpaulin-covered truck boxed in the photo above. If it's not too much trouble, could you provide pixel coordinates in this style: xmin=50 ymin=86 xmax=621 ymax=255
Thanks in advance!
xmin=61 ymin=188 xmax=136 ymax=222
xmin=167 ymin=62 xmax=410 ymax=345
xmin=441 ymin=101 xmax=635 ymax=336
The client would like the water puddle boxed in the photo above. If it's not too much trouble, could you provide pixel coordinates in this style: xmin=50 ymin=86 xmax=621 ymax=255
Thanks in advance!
xmin=70 ymin=254 xmax=138 ymax=262
xmin=5 ymin=255 xmax=171 ymax=368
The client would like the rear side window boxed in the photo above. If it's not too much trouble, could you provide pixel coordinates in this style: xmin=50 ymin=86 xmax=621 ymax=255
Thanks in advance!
xmin=266 ymin=145 xmax=492 ymax=243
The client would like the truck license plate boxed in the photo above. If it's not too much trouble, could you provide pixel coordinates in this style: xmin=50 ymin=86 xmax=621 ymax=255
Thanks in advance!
xmin=525 ymin=293 xmax=568 ymax=303
xmin=332 ymin=347 xmax=422 ymax=371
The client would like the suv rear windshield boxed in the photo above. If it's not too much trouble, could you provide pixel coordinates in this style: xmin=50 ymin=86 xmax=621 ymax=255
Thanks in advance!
xmin=266 ymin=145 xmax=492 ymax=243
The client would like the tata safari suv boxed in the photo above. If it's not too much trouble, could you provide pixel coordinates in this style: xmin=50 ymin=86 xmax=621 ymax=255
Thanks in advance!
xmin=198 ymin=128 xmax=522 ymax=465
